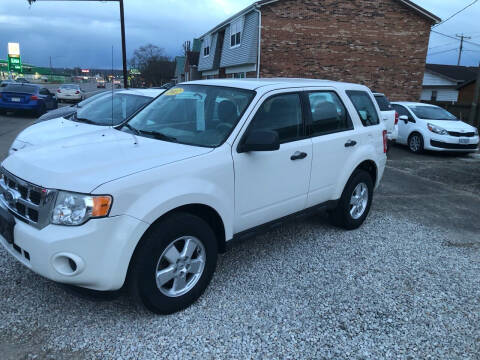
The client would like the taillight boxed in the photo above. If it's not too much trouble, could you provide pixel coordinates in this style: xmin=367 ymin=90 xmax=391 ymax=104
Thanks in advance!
xmin=30 ymin=95 xmax=39 ymax=100
xmin=383 ymin=130 xmax=388 ymax=153
xmin=395 ymin=112 xmax=399 ymax=125
xmin=75 ymin=90 xmax=80 ymax=94
xmin=57 ymin=89 xmax=61 ymax=93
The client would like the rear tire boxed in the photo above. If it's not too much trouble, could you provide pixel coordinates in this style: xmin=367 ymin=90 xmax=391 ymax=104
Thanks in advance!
xmin=329 ymin=169 xmax=374 ymax=230
xmin=128 ymin=212 xmax=218 ymax=314
xmin=408 ymin=132 xmax=424 ymax=154
xmin=35 ymin=104 xmax=46 ymax=117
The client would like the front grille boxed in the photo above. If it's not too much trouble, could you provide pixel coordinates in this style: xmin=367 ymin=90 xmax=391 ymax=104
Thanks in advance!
xmin=448 ymin=131 xmax=475 ymax=138
xmin=0 ymin=168 xmax=56 ymax=229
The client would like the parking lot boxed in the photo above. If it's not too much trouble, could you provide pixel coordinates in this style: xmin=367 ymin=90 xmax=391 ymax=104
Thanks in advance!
xmin=0 ymin=111 xmax=479 ymax=359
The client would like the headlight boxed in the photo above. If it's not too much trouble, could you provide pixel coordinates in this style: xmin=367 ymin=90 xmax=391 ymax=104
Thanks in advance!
xmin=475 ymin=128 xmax=479 ymax=136
xmin=8 ymin=139 xmax=31 ymax=155
xmin=427 ymin=123 xmax=448 ymax=135
xmin=51 ymin=191 xmax=112 ymax=226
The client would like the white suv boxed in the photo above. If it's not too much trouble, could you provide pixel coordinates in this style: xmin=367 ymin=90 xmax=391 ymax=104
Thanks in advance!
xmin=0 ymin=79 xmax=387 ymax=314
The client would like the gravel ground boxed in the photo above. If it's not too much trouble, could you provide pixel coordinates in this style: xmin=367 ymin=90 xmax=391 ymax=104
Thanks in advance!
xmin=1 ymin=206 xmax=479 ymax=359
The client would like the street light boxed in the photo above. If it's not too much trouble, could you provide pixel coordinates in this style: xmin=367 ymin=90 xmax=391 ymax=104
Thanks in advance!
xmin=27 ymin=0 xmax=128 ymax=89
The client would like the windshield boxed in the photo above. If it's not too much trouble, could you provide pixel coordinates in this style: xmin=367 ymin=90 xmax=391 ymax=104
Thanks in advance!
xmin=408 ymin=106 xmax=458 ymax=121
xmin=123 ymin=85 xmax=256 ymax=147
xmin=77 ymin=91 xmax=110 ymax=108
xmin=61 ymin=84 xmax=80 ymax=90
xmin=75 ymin=93 xmax=152 ymax=126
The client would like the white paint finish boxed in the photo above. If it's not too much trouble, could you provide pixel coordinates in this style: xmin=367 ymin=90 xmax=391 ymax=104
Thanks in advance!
xmin=392 ymin=101 xmax=479 ymax=152
xmin=420 ymin=89 xmax=459 ymax=102
xmin=1 ymin=79 xmax=388 ymax=291
xmin=225 ymin=64 xmax=257 ymax=74
xmin=423 ymin=71 xmax=457 ymax=86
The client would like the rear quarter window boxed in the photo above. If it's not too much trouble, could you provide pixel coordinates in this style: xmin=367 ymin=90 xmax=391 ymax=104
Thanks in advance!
xmin=374 ymin=95 xmax=393 ymax=111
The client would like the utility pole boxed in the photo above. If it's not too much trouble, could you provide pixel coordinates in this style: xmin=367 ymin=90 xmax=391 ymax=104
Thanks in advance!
xmin=456 ymin=34 xmax=471 ymax=66
xmin=469 ymin=62 xmax=480 ymax=128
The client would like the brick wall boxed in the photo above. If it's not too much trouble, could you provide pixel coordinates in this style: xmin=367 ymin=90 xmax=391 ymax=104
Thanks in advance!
xmin=458 ymin=82 xmax=479 ymax=104
xmin=259 ymin=0 xmax=432 ymax=101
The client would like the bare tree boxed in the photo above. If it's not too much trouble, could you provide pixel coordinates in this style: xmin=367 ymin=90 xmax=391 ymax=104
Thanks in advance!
xmin=130 ymin=44 xmax=175 ymax=86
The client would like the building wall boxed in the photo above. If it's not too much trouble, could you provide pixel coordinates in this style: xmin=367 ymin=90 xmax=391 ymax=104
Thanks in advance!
xmin=220 ymin=12 xmax=259 ymax=69
xmin=259 ymin=0 xmax=432 ymax=101
xmin=198 ymin=33 xmax=220 ymax=72
xmin=420 ymin=88 xmax=459 ymax=102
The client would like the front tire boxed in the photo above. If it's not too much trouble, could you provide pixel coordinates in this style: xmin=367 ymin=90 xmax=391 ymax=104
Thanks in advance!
xmin=329 ymin=169 xmax=374 ymax=230
xmin=128 ymin=212 xmax=218 ymax=314
xmin=408 ymin=132 xmax=424 ymax=154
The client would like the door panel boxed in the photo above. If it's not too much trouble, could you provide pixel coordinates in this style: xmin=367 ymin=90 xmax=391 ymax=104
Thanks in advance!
xmin=232 ymin=91 xmax=312 ymax=233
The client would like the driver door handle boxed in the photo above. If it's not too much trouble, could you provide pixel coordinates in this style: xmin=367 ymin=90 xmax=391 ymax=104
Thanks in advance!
xmin=345 ymin=140 xmax=357 ymax=148
xmin=291 ymin=151 xmax=308 ymax=161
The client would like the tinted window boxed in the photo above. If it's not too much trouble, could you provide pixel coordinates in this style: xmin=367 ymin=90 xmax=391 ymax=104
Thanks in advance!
xmin=249 ymin=93 xmax=303 ymax=143
xmin=307 ymin=91 xmax=353 ymax=135
xmin=374 ymin=95 xmax=392 ymax=111
xmin=76 ymin=93 xmax=152 ymax=125
xmin=126 ymin=85 xmax=255 ymax=147
xmin=347 ymin=91 xmax=380 ymax=126
xmin=3 ymin=85 xmax=37 ymax=93
xmin=391 ymin=104 xmax=410 ymax=117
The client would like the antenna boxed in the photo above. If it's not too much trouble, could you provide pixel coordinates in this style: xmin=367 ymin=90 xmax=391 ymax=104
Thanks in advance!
xmin=111 ymin=45 xmax=114 ymax=128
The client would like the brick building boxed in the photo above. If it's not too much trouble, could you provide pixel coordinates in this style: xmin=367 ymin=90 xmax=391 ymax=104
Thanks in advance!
xmin=197 ymin=0 xmax=440 ymax=101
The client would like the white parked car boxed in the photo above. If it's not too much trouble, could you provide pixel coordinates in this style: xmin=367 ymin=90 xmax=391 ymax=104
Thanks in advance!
xmin=56 ymin=84 xmax=85 ymax=102
xmin=9 ymin=89 xmax=163 ymax=155
xmin=0 ymin=79 xmax=387 ymax=314
xmin=373 ymin=93 xmax=398 ymax=143
xmin=391 ymin=102 xmax=479 ymax=153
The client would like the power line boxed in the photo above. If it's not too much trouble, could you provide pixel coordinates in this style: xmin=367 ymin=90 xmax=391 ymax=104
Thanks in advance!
xmin=456 ymin=34 xmax=472 ymax=65
xmin=428 ymin=48 xmax=459 ymax=56
xmin=432 ymin=30 xmax=480 ymax=48
xmin=428 ymin=42 xmax=459 ymax=50
xmin=433 ymin=0 xmax=479 ymax=28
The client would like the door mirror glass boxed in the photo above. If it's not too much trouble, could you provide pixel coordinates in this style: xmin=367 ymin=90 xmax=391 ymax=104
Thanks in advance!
xmin=238 ymin=129 xmax=280 ymax=153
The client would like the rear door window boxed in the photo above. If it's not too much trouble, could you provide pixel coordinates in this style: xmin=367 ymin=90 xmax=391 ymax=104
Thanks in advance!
xmin=307 ymin=91 xmax=353 ymax=136
xmin=346 ymin=91 xmax=380 ymax=126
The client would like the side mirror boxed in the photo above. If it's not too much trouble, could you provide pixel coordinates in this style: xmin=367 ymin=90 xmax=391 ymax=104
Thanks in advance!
xmin=399 ymin=115 xmax=409 ymax=124
xmin=238 ymin=129 xmax=280 ymax=153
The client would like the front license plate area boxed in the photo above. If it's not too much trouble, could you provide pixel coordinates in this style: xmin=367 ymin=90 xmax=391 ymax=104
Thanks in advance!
xmin=0 ymin=205 xmax=15 ymax=244
xmin=459 ymin=138 xmax=470 ymax=144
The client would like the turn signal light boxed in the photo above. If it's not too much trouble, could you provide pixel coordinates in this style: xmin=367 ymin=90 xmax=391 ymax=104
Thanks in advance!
xmin=91 ymin=196 xmax=113 ymax=217
xmin=30 ymin=95 xmax=39 ymax=100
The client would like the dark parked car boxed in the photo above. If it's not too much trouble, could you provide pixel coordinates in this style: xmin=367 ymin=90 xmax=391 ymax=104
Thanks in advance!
xmin=36 ymin=91 xmax=112 ymax=122
xmin=0 ymin=84 xmax=58 ymax=116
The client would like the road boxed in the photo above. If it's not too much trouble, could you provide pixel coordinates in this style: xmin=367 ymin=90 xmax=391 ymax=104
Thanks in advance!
xmin=0 ymin=113 xmax=478 ymax=358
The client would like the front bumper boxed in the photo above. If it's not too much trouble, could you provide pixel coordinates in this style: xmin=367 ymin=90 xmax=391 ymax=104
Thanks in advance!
xmin=426 ymin=134 xmax=479 ymax=152
xmin=0 ymin=214 xmax=149 ymax=291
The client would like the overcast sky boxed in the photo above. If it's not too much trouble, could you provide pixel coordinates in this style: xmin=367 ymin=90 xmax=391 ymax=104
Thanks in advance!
xmin=0 ymin=0 xmax=479 ymax=69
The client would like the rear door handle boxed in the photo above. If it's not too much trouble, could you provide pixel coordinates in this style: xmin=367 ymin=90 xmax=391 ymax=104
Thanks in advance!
xmin=291 ymin=151 xmax=308 ymax=161
xmin=345 ymin=140 xmax=357 ymax=148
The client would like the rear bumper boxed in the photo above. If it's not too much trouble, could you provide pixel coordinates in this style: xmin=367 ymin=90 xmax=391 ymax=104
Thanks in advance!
xmin=57 ymin=94 xmax=82 ymax=101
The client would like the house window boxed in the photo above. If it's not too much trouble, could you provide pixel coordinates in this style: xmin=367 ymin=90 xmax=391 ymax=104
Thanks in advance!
xmin=230 ymin=17 xmax=244 ymax=48
xmin=232 ymin=72 xmax=246 ymax=79
xmin=203 ymin=36 xmax=211 ymax=57
xmin=431 ymin=90 xmax=438 ymax=102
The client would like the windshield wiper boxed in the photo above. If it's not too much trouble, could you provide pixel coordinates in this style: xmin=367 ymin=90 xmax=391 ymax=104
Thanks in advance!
xmin=123 ymin=123 xmax=141 ymax=135
xmin=138 ymin=130 xmax=177 ymax=142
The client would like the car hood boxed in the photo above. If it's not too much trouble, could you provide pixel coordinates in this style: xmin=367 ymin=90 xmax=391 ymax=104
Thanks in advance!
xmin=3 ymin=128 xmax=214 ymax=193
xmin=16 ymin=118 xmax=106 ymax=146
xmin=425 ymin=120 xmax=477 ymax=132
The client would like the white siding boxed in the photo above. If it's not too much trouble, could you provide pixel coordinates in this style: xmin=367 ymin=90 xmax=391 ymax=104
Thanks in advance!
xmin=421 ymin=89 xmax=459 ymax=102
xmin=423 ymin=71 xmax=457 ymax=86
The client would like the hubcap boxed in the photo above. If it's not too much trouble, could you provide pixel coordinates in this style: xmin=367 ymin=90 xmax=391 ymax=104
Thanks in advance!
xmin=155 ymin=236 xmax=206 ymax=298
xmin=410 ymin=136 xmax=421 ymax=152
xmin=349 ymin=183 xmax=368 ymax=220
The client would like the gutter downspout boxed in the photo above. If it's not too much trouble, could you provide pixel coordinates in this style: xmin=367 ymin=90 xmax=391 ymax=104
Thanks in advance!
xmin=253 ymin=5 xmax=262 ymax=79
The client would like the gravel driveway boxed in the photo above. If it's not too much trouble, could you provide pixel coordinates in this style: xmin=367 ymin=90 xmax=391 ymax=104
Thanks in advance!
xmin=0 ymin=144 xmax=479 ymax=359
